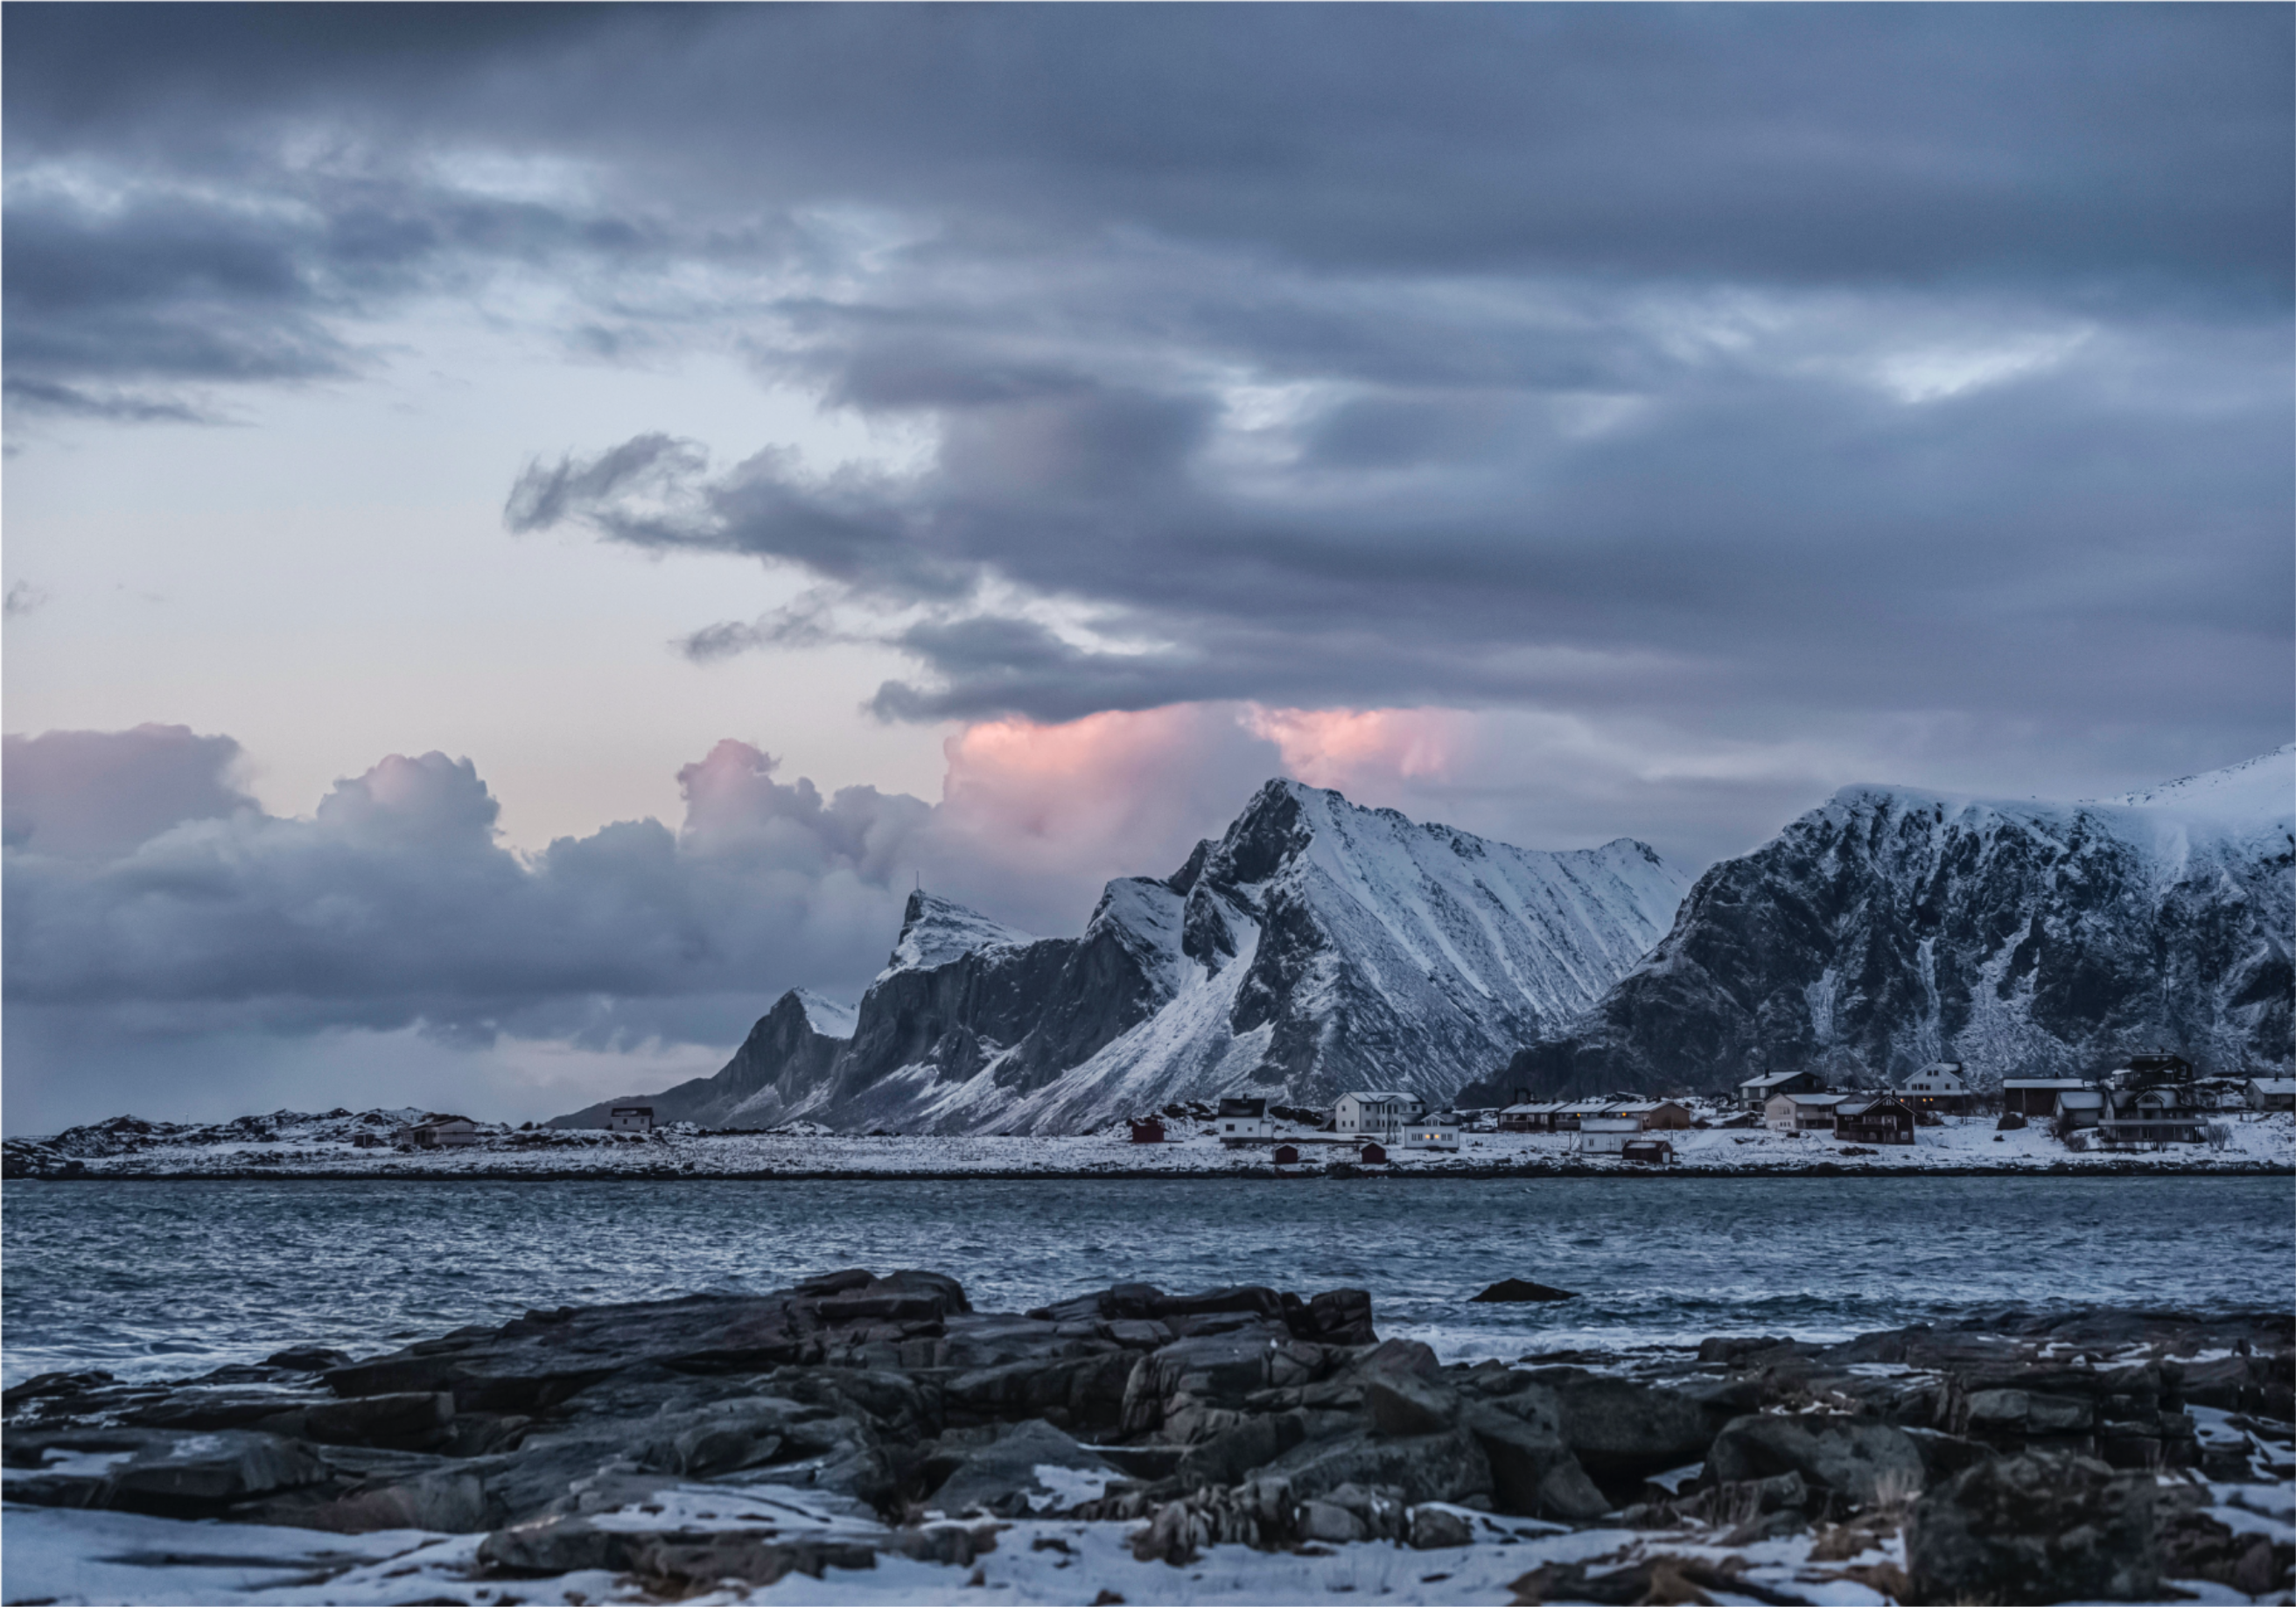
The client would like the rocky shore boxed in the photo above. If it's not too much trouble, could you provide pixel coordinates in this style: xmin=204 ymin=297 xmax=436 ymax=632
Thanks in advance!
xmin=5 ymin=1275 xmax=2292 ymax=1604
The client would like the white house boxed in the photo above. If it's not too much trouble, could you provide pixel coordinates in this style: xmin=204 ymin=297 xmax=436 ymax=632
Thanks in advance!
xmin=607 ymin=1105 xmax=655 ymax=1135
xmin=1399 ymin=1111 xmax=1461 ymax=1151
xmin=1738 ymin=1070 xmax=1825 ymax=1109
xmin=1215 ymin=1097 xmax=1273 ymax=1142
xmin=2244 ymin=1077 xmax=2296 ymax=1112
xmin=1900 ymin=1063 xmax=1971 ymax=1111
xmin=1334 ymin=1091 xmax=1424 ymax=1141
xmin=1765 ymin=1092 xmax=1851 ymax=1133
xmin=1576 ymin=1115 xmax=1642 ymax=1156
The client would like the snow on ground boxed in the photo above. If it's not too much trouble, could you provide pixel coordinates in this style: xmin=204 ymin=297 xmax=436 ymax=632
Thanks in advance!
xmin=16 ymin=1110 xmax=2292 ymax=1179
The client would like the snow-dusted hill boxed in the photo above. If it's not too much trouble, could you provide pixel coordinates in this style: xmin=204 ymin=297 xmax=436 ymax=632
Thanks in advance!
xmin=558 ymin=780 xmax=1689 ymax=1134
xmin=1472 ymin=746 xmax=2296 ymax=1101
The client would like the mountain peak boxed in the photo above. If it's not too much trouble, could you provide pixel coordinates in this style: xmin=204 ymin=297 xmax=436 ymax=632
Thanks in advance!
xmin=883 ymin=890 xmax=1032 ymax=977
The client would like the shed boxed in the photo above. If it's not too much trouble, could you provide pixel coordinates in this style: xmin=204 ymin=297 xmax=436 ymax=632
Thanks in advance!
xmin=2053 ymin=1089 xmax=2105 ymax=1129
xmin=1620 ymin=1138 xmax=1675 ymax=1166
xmin=607 ymin=1105 xmax=654 ymax=1135
xmin=1834 ymin=1094 xmax=1915 ymax=1146
xmin=395 ymin=1114 xmax=480 ymax=1149
xmin=1128 ymin=1116 xmax=1166 ymax=1143
xmin=1272 ymin=1143 xmax=1300 ymax=1166
xmin=2001 ymin=1079 xmax=2092 ymax=1118
xmin=1358 ymin=1141 xmax=1389 ymax=1165
xmin=2244 ymin=1077 xmax=2296 ymax=1112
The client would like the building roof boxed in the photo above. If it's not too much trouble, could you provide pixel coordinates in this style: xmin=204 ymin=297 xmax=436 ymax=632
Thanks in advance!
xmin=1774 ymin=1091 xmax=1852 ymax=1107
xmin=1612 ymin=1100 xmax=1683 ymax=1114
xmin=1740 ymin=1070 xmax=1818 ymax=1091
xmin=2245 ymin=1077 xmax=2296 ymax=1095
xmin=2056 ymin=1091 xmax=2105 ymax=1109
xmin=1836 ymin=1094 xmax=1911 ymax=1118
xmin=2002 ymin=1078 xmax=2092 ymax=1090
xmin=1217 ymin=1098 xmax=1268 ymax=1118
xmin=1579 ymin=1116 xmax=1641 ymax=1131
xmin=1345 ymin=1091 xmax=1418 ymax=1107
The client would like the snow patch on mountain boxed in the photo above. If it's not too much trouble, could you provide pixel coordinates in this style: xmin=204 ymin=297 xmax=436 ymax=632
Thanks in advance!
xmin=558 ymin=780 xmax=1690 ymax=1134
xmin=793 ymin=989 xmax=858 ymax=1040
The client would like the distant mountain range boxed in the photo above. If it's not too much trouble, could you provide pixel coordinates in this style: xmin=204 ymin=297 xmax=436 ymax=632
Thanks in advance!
xmin=1463 ymin=745 xmax=2295 ymax=1103
xmin=554 ymin=779 xmax=1690 ymax=1134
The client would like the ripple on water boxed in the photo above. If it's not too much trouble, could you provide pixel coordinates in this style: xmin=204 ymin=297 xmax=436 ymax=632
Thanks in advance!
xmin=2 ymin=1175 xmax=2289 ymax=1386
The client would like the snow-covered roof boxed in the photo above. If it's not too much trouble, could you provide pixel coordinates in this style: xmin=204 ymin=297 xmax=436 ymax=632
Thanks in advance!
xmin=2001 ymin=1078 xmax=2092 ymax=1089
xmin=2246 ymin=1078 xmax=2296 ymax=1094
xmin=1773 ymin=1091 xmax=1851 ymax=1107
xmin=1740 ymin=1071 xmax=1816 ymax=1090
xmin=1343 ymin=1091 xmax=1419 ymax=1106
xmin=2057 ymin=1091 xmax=2105 ymax=1109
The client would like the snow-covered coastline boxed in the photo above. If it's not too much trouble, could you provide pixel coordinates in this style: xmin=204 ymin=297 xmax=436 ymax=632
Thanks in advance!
xmin=10 ymin=1108 xmax=2292 ymax=1181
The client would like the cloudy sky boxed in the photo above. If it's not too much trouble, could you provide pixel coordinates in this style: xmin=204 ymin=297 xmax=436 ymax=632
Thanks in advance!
xmin=5 ymin=4 xmax=2289 ymax=1133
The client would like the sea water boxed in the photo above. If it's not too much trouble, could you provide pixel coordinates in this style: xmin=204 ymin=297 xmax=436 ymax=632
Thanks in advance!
xmin=4 ymin=1174 xmax=2289 ymax=1387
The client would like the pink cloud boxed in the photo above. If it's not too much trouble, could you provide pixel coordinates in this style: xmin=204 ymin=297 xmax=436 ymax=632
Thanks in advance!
xmin=1241 ymin=704 xmax=1474 ymax=795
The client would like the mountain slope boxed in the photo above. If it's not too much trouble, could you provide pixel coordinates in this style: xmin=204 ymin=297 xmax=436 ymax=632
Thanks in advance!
xmin=557 ymin=780 xmax=1689 ymax=1134
xmin=1467 ymin=747 xmax=2295 ymax=1101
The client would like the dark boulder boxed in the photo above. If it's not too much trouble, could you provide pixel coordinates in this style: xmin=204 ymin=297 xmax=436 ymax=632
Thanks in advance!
xmin=1907 ymin=1450 xmax=2161 ymax=1604
xmin=1706 ymin=1413 xmax=1924 ymax=1507
xmin=1470 ymin=1279 xmax=1578 ymax=1303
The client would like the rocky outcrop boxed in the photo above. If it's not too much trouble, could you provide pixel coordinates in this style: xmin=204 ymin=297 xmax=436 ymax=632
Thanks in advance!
xmin=1469 ymin=747 xmax=2295 ymax=1101
xmin=558 ymin=779 xmax=1688 ymax=1134
xmin=5 ymin=1284 xmax=2289 ymax=1603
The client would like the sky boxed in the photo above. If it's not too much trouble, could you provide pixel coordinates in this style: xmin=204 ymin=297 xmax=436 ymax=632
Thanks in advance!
xmin=5 ymin=3 xmax=2291 ymax=1134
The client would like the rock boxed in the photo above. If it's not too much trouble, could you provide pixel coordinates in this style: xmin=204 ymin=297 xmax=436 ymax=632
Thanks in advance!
xmin=627 ymin=1533 xmax=884 ymax=1592
xmin=1299 ymin=1499 xmax=1363 ymax=1543
xmin=1407 ymin=1503 xmax=1476 ymax=1548
xmin=1964 ymin=1386 xmax=2095 ymax=1436
xmin=927 ymin=1419 xmax=1120 ymax=1517
xmin=1296 ymin=1288 xmax=1376 ymax=1346
xmin=1176 ymin=1410 xmax=1309 ymax=1489
xmin=1364 ymin=1374 xmax=1459 ymax=1438
xmin=262 ymin=1346 xmax=352 ymax=1372
xmin=1706 ymin=1414 xmax=1925 ymax=1507
xmin=98 ymin=1430 xmax=327 ymax=1514
xmin=1469 ymin=1279 xmax=1578 ymax=1303
xmin=1462 ymin=1405 xmax=1612 ymax=1521
xmin=1907 ymin=1450 xmax=2161 ymax=1604
xmin=1261 ymin=1424 xmax=1493 ymax=1508
xmin=478 ymin=1514 xmax=635 ymax=1575
xmin=304 ymin=1391 xmax=455 ymax=1449
xmin=1533 ymin=1376 xmax=1721 ymax=1489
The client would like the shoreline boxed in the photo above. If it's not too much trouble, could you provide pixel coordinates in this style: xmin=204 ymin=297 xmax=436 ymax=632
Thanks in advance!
xmin=14 ymin=1158 xmax=2292 ymax=1182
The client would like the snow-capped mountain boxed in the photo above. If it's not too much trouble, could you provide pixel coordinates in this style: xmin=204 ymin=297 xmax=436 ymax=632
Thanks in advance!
xmin=1466 ymin=746 xmax=2295 ymax=1102
xmin=556 ymin=779 xmax=1689 ymax=1134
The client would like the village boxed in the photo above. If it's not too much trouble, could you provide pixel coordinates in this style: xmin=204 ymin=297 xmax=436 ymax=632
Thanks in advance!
xmin=10 ymin=1052 xmax=2292 ymax=1183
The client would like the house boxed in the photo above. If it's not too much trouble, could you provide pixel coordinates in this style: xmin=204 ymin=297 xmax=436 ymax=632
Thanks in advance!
xmin=2244 ymin=1077 xmax=2296 ymax=1112
xmin=394 ymin=1114 xmax=480 ymax=1149
xmin=2001 ymin=1079 xmax=2093 ymax=1118
xmin=1620 ymin=1137 xmax=1676 ymax=1166
xmin=1575 ymin=1116 xmax=1643 ymax=1156
xmin=1128 ymin=1116 xmax=1166 ymax=1143
xmin=1611 ymin=1100 xmax=1692 ymax=1131
xmin=1497 ymin=1101 xmax=1559 ymax=1133
xmin=1834 ymin=1094 xmax=1916 ymax=1145
xmin=1738 ymin=1069 xmax=1826 ymax=1109
xmin=1359 ymin=1141 xmax=1389 ymax=1164
xmin=2052 ymin=1089 xmax=2105 ymax=1129
xmin=1272 ymin=1143 xmax=1300 ymax=1166
xmin=1766 ymin=1092 xmax=1851 ymax=1133
xmin=1553 ymin=1100 xmax=1620 ymax=1133
xmin=1216 ymin=1098 xmax=1273 ymax=1143
xmin=2112 ymin=1053 xmax=2195 ymax=1087
xmin=2098 ymin=1082 xmax=2204 ymax=1147
xmin=2189 ymin=1079 xmax=2250 ymax=1113
xmin=1334 ymin=1092 xmax=1424 ymax=1142
xmin=1401 ymin=1111 xmax=1461 ymax=1151
xmin=607 ymin=1106 xmax=654 ymax=1135
xmin=1900 ymin=1062 xmax=1971 ymax=1114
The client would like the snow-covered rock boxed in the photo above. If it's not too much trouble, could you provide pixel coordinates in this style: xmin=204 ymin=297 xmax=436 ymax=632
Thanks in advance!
xmin=1475 ymin=746 xmax=2296 ymax=1101
xmin=560 ymin=780 xmax=1689 ymax=1134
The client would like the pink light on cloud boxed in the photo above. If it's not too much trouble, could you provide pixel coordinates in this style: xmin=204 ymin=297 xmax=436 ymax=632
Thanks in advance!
xmin=1241 ymin=704 xmax=1474 ymax=794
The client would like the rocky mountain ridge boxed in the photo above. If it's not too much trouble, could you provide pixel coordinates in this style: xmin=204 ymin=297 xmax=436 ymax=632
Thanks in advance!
xmin=557 ymin=779 xmax=1689 ymax=1134
xmin=1466 ymin=746 xmax=2295 ymax=1103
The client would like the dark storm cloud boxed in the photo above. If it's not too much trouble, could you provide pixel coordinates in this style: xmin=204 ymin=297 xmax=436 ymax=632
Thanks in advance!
xmin=7 ymin=6 xmax=2290 ymax=759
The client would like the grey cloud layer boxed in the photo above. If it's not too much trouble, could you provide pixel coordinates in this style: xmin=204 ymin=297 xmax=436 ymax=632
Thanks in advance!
xmin=8 ymin=6 xmax=2290 ymax=767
